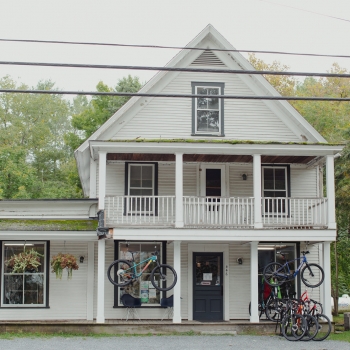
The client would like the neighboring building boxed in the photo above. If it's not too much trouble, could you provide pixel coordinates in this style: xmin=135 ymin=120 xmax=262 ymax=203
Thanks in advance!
xmin=0 ymin=25 xmax=342 ymax=323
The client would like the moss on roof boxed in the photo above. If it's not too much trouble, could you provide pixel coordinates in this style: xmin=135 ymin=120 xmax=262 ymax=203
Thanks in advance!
xmin=0 ymin=220 xmax=98 ymax=231
xmin=108 ymin=138 xmax=344 ymax=146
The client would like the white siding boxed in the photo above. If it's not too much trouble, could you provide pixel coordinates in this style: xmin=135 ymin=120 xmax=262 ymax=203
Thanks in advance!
xmin=229 ymin=163 xmax=254 ymax=197
xmin=111 ymin=68 xmax=300 ymax=142
xmin=291 ymin=165 xmax=318 ymax=197
xmin=229 ymin=243 xmax=251 ymax=319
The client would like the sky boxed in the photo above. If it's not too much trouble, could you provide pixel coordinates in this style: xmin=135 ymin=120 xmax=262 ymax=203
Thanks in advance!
xmin=1 ymin=0 xmax=350 ymax=93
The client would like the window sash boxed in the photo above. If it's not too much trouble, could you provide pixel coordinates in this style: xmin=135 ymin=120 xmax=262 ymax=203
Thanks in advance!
xmin=1 ymin=241 xmax=46 ymax=307
xmin=127 ymin=164 xmax=155 ymax=214
xmin=118 ymin=242 xmax=162 ymax=306
xmin=195 ymin=86 xmax=221 ymax=134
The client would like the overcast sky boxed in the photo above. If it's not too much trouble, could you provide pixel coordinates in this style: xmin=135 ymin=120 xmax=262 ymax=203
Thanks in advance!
xmin=1 ymin=0 xmax=350 ymax=92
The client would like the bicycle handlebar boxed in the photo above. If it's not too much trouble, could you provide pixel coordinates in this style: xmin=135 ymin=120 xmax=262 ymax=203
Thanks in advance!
xmin=301 ymin=251 xmax=310 ymax=255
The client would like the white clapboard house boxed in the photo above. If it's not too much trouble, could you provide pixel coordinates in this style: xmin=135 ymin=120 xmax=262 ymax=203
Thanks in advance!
xmin=0 ymin=25 xmax=341 ymax=323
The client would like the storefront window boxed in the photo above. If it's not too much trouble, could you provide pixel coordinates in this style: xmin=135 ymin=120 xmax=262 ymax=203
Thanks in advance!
xmin=118 ymin=242 xmax=162 ymax=306
xmin=258 ymin=244 xmax=297 ymax=299
xmin=2 ymin=242 xmax=47 ymax=307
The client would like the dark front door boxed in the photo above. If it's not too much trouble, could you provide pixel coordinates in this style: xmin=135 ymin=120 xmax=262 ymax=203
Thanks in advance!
xmin=193 ymin=252 xmax=223 ymax=321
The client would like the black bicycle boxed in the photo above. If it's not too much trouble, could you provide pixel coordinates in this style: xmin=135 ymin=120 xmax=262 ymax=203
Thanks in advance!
xmin=107 ymin=247 xmax=177 ymax=292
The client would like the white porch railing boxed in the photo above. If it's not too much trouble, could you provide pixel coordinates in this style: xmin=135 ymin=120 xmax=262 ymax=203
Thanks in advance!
xmin=105 ymin=196 xmax=175 ymax=226
xmin=262 ymin=197 xmax=328 ymax=227
xmin=183 ymin=196 xmax=254 ymax=227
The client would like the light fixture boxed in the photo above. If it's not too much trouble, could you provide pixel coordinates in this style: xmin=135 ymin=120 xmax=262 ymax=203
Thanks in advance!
xmin=237 ymin=258 xmax=243 ymax=265
xmin=79 ymin=256 xmax=85 ymax=263
xmin=242 ymin=174 xmax=247 ymax=181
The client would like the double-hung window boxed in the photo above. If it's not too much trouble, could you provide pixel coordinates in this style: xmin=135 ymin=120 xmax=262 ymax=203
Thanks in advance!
xmin=192 ymin=82 xmax=225 ymax=136
xmin=1 ymin=241 xmax=48 ymax=307
xmin=126 ymin=163 xmax=157 ymax=215
xmin=262 ymin=166 xmax=289 ymax=215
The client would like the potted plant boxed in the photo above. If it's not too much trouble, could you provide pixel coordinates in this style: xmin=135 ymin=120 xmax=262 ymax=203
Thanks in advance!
xmin=50 ymin=253 xmax=79 ymax=279
xmin=5 ymin=249 xmax=43 ymax=273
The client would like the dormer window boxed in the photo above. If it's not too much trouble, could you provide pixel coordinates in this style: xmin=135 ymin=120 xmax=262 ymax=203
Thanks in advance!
xmin=192 ymin=82 xmax=225 ymax=136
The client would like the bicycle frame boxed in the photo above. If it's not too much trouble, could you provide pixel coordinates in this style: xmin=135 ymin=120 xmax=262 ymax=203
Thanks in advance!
xmin=276 ymin=254 xmax=308 ymax=279
xmin=124 ymin=253 xmax=159 ymax=279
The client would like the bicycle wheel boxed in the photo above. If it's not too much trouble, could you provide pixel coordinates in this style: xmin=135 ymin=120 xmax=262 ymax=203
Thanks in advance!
xmin=107 ymin=259 xmax=134 ymax=287
xmin=301 ymin=263 xmax=324 ymax=288
xmin=263 ymin=262 xmax=286 ymax=287
xmin=265 ymin=298 xmax=284 ymax=322
xmin=150 ymin=264 xmax=177 ymax=291
xmin=310 ymin=299 xmax=323 ymax=315
xmin=281 ymin=313 xmax=306 ymax=341
xmin=300 ymin=314 xmax=319 ymax=341
xmin=313 ymin=314 xmax=331 ymax=341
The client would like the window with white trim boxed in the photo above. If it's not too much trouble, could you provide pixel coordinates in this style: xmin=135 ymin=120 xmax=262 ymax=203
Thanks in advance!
xmin=2 ymin=242 xmax=47 ymax=307
xmin=126 ymin=163 xmax=157 ymax=215
xmin=192 ymin=82 xmax=225 ymax=136
xmin=116 ymin=242 xmax=163 ymax=306
xmin=262 ymin=166 xmax=289 ymax=214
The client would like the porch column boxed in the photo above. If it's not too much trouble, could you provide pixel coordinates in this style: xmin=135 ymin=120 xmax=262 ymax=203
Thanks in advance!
xmin=96 ymin=238 xmax=105 ymax=323
xmin=86 ymin=241 xmax=95 ymax=320
xmin=89 ymin=158 xmax=97 ymax=198
xmin=173 ymin=240 xmax=182 ymax=323
xmin=253 ymin=154 xmax=263 ymax=228
xmin=250 ymin=241 xmax=259 ymax=322
xmin=98 ymin=151 xmax=107 ymax=210
xmin=326 ymin=155 xmax=336 ymax=229
xmin=175 ymin=153 xmax=184 ymax=228
xmin=322 ymin=241 xmax=332 ymax=320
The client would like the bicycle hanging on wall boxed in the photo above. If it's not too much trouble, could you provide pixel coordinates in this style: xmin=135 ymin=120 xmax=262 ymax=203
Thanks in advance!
xmin=107 ymin=245 xmax=177 ymax=292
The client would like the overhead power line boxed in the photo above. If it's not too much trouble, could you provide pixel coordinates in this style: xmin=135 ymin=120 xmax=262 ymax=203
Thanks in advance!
xmin=1 ymin=61 xmax=350 ymax=78
xmin=1 ymin=89 xmax=350 ymax=102
xmin=0 ymin=38 xmax=350 ymax=60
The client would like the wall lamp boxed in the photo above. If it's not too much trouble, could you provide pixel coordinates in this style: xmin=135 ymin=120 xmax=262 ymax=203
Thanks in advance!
xmin=79 ymin=256 xmax=85 ymax=263
xmin=237 ymin=258 xmax=243 ymax=265
xmin=242 ymin=174 xmax=247 ymax=181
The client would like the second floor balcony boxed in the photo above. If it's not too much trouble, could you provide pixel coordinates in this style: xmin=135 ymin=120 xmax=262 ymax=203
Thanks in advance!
xmin=105 ymin=195 xmax=328 ymax=229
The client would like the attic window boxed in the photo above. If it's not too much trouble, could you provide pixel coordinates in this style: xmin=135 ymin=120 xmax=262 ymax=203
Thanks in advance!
xmin=191 ymin=82 xmax=225 ymax=136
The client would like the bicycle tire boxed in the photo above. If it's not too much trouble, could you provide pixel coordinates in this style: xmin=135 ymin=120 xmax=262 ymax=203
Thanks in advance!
xmin=301 ymin=263 xmax=324 ymax=288
xmin=150 ymin=264 xmax=177 ymax=291
xmin=281 ymin=313 xmax=306 ymax=341
xmin=313 ymin=313 xmax=332 ymax=341
xmin=263 ymin=262 xmax=286 ymax=287
xmin=300 ymin=314 xmax=319 ymax=341
xmin=107 ymin=259 xmax=134 ymax=287
xmin=265 ymin=298 xmax=284 ymax=322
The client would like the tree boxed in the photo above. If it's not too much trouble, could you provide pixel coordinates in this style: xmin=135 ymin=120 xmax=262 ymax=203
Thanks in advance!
xmin=65 ymin=75 xmax=142 ymax=151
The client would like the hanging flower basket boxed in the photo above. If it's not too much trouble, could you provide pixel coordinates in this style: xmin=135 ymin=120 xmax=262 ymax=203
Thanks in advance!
xmin=5 ymin=249 xmax=43 ymax=273
xmin=50 ymin=253 xmax=79 ymax=280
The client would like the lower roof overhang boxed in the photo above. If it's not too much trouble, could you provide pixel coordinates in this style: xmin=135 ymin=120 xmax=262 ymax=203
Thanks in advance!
xmin=111 ymin=228 xmax=336 ymax=242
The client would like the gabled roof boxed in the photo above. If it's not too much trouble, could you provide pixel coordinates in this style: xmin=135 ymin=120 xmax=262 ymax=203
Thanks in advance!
xmin=75 ymin=24 xmax=328 ymax=196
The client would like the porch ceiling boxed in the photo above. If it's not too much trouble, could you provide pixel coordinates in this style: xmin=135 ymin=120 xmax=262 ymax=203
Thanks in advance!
xmin=107 ymin=153 xmax=315 ymax=164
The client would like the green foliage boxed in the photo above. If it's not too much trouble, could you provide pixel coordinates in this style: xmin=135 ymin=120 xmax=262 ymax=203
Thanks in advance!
xmin=5 ymin=248 xmax=43 ymax=273
xmin=65 ymin=75 xmax=142 ymax=151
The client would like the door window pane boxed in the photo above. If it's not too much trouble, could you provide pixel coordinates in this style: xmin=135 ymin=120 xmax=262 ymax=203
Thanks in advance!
xmin=195 ymin=255 xmax=221 ymax=286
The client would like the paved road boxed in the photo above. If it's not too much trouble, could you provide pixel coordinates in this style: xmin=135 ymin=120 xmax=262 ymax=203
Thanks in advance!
xmin=0 ymin=335 xmax=347 ymax=350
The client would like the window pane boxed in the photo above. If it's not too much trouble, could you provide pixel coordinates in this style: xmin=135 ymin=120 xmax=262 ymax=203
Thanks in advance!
xmin=197 ymin=97 xmax=208 ymax=109
xmin=3 ymin=275 xmax=23 ymax=304
xmin=130 ymin=166 xmax=142 ymax=187
xmin=119 ymin=242 xmax=162 ymax=305
xmin=263 ymin=168 xmax=274 ymax=190
xmin=197 ymin=111 xmax=219 ymax=132
xmin=208 ymin=97 xmax=219 ymax=109
xmin=197 ymin=87 xmax=207 ymax=95
xmin=208 ymin=88 xmax=219 ymax=95
xmin=275 ymin=169 xmax=286 ymax=190
xmin=130 ymin=189 xmax=142 ymax=196
xmin=24 ymin=274 xmax=44 ymax=304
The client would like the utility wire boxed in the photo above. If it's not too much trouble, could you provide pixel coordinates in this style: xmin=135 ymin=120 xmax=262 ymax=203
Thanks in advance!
xmin=1 ymin=61 xmax=350 ymax=78
xmin=0 ymin=38 xmax=350 ymax=60
xmin=1 ymin=89 xmax=350 ymax=102
xmin=258 ymin=0 xmax=350 ymax=23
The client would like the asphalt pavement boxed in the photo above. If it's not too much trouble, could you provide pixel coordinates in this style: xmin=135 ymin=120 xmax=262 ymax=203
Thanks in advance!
xmin=0 ymin=335 xmax=347 ymax=350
